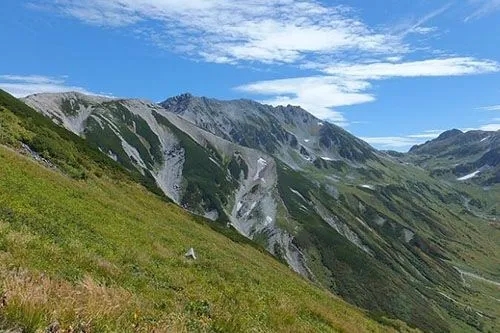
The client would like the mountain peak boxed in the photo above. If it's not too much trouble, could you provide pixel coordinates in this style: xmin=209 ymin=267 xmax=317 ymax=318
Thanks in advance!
xmin=436 ymin=128 xmax=463 ymax=141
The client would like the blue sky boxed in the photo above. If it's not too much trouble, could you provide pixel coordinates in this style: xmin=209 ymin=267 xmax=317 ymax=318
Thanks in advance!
xmin=1 ymin=0 xmax=500 ymax=151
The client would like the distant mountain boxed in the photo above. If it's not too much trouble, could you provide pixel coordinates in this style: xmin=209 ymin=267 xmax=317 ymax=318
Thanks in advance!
xmin=23 ymin=91 xmax=500 ymax=332
xmin=408 ymin=129 xmax=500 ymax=185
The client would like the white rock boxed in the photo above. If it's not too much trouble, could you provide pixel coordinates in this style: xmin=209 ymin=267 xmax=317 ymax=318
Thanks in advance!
xmin=185 ymin=248 xmax=197 ymax=260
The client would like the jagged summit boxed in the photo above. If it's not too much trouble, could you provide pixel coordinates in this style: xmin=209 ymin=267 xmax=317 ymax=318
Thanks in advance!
xmin=161 ymin=93 xmax=376 ymax=164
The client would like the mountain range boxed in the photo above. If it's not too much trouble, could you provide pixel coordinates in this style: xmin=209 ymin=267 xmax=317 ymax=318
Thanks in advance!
xmin=1 ymin=89 xmax=498 ymax=332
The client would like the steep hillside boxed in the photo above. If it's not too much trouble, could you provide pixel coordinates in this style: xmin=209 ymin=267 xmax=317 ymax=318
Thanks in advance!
xmin=0 ymin=89 xmax=408 ymax=332
xmin=23 ymin=92 xmax=308 ymax=277
xmin=23 ymin=91 xmax=500 ymax=332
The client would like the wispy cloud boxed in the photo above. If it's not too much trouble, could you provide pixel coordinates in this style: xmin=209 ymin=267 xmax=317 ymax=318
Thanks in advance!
xmin=364 ymin=123 xmax=499 ymax=151
xmin=361 ymin=136 xmax=424 ymax=150
xmin=478 ymin=105 xmax=500 ymax=111
xmin=0 ymin=74 xmax=93 ymax=97
xmin=35 ymin=0 xmax=404 ymax=64
xmin=466 ymin=0 xmax=500 ymax=21
xmin=361 ymin=130 xmax=443 ymax=150
xmin=476 ymin=123 xmax=500 ymax=131
xmin=323 ymin=57 xmax=499 ymax=78
xmin=396 ymin=3 xmax=452 ymax=37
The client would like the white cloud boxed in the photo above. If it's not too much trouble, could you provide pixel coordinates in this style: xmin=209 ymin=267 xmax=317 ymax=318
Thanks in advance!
xmin=323 ymin=57 xmax=499 ymax=78
xmin=477 ymin=123 xmax=500 ymax=131
xmin=466 ymin=0 xmax=500 ymax=21
xmin=410 ymin=26 xmax=438 ymax=35
xmin=479 ymin=105 xmax=500 ymax=111
xmin=361 ymin=136 xmax=423 ymax=150
xmin=396 ymin=3 xmax=451 ymax=37
xmin=0 ymin=75 xmax=93 ymax=97
xmin=385 ymin=56 xmax=404 ymax=63
xmin=364 ymin=124 xmax=499 ymax=151
xmin=236 ymin=76 xmax=374 ymax=124
xmin=407 ymin=130 xmax=445 ymax=139
xmin=37 ymin=0 xmax=404 ymax=64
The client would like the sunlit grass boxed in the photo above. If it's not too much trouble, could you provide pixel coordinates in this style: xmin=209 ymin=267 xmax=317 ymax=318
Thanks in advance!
xmin=0 ymin=146 xmax=414 ymax=332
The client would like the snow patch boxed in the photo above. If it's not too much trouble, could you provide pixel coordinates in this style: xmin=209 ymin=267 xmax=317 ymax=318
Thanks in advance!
xmin=480 ymin=136 xmax=490 ymax=143
xmin=264 ymin=216 xmax=273 ymax=227
xmin=253 ymin=158 xmax=268 ymax=181
xmin=360 ymin=184 xmax=375 ymax=190
xmin=403 ymin=229 xmax=415 ymax=243
xmin=318 ymin=122 xmax=324 ymax=126
xmin=290 ymin=188 xmax=307 ymax=202
xmin=209 ymin=157 xmax=220 ymax=167
xmin=320 ymin=156 xmax=334 ymax=161
xmin=304 ymin=139 xmax=310 ymax=143
xmin=457 ymin=170 xmax=481 ymax=181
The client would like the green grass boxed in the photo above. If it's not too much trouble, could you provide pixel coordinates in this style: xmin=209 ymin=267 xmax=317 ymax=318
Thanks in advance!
xmin=0 ymin=89 xmax=413 ymax=332
xmin=5 ymin=88 xmax=499 ymax=331
xmin=0 ymin=145 xmax=412 ymax=333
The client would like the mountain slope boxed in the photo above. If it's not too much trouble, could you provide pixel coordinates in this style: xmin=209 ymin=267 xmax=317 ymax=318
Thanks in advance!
xmin=23 ymin=92 xmax=309 ymax=276
xmin=23 ymin=91 xmax=500 ymax=332
xmin=0 ymin=89 xmax=409 ymax=332
xmin=163 ymin=94 xmax=500 ymax=332
xmin=408 ymin=129 xmax=500 ymax=185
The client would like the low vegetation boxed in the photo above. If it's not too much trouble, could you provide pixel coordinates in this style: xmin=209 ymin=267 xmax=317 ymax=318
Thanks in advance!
xmin=0 ymin=139 xmax=409 ymax=332
xmin=0 ymin=90 xmax=416 ymax=332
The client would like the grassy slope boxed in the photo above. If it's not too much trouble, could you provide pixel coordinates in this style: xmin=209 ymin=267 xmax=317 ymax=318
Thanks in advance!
xmin=0 ymin=146 xmax=406 ymax=332
xmin=0 ymin=90 xmax=414 ymax=332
